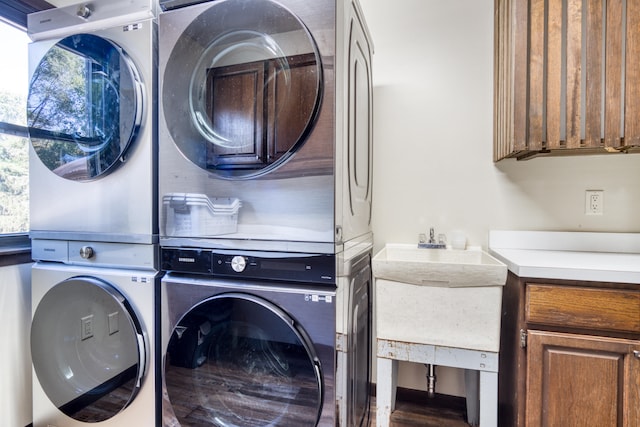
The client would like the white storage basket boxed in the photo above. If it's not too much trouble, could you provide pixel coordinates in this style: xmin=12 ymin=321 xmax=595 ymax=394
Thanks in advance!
xmin=163 ymin=193 xmax=241 ymax=236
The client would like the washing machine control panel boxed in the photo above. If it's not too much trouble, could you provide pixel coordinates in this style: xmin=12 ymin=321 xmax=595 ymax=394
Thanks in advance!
xmin=161 ymin=248 xmax=335 ymax=285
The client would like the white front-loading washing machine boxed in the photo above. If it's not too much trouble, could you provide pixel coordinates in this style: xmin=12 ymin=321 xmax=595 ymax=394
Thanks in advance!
xmin=30 ymin=242 xmax=159 ymax=427
xmin=158 ymin=0 xmax=374 ymax=253
xmin=27 ymin=0 xmax=158 ymax=244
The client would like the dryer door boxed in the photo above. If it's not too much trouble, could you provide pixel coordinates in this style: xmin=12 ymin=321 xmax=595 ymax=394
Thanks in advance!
xmin=165 ymin=293 xmax=323 ymax=426
xmin=162 ymin=0 xmax=322 ymax=179
xmin=31 ymin=276 xmax=146 ymax=422
xmin=27 ymin=33 xmax=143 ymax=181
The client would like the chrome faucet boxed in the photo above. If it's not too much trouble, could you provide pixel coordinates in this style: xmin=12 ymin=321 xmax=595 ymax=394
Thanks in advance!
xmin=418 ymin=227 xmax=447 ymax=249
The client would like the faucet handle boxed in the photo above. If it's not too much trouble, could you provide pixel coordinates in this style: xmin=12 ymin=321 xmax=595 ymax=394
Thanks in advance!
xmin=419 ymin=233 xmax=427 ymax=244
xmin=438 ymin=233 xmax=447 ymax=245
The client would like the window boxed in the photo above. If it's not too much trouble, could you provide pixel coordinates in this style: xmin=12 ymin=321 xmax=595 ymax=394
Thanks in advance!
xmin=0 ymin=19 xmax=30 ymax=234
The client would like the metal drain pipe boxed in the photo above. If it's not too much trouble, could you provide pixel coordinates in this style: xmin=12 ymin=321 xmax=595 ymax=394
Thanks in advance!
xmin=424 ymin=364 xmax=436 ymax=398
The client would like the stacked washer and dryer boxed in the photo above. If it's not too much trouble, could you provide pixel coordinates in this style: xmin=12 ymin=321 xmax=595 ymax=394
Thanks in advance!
xmin=157 ymin=0 xmax=374 ymax=426
xmin=26 ymin=1 xmax=160 ymax=426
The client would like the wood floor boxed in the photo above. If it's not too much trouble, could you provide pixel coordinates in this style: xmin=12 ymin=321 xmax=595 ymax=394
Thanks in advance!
xmin=71 ymin=363 xmax=470 ymax=426
xmin=368 ymin=388 xmax=471 ymax=427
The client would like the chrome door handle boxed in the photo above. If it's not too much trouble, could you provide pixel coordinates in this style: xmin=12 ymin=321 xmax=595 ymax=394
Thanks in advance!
xmin=633 ymin=350 xmax=640 ymax=359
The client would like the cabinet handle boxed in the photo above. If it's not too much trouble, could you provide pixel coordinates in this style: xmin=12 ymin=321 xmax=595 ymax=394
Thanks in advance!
xmin=634 ymin=350 xmax=640 ymax=359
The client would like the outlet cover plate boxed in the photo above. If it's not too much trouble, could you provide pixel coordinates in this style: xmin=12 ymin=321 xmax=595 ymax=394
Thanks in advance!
xmin=585 ymin=190 xmax=604 ymax=215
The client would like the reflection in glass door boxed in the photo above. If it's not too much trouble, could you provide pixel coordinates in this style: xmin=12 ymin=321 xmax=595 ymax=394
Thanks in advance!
xmin=31 ymin=277 xmax=145 ymax=422
xmin=27 ymin=34 xmax=142 ymax=181
xmin=162 ymin=0 xmax=322 ymax=179
xmin=164 ymin=294 xmax=323 ymax=426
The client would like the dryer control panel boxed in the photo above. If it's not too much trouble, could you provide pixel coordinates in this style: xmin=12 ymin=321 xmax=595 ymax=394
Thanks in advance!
xmin=161 ymin=247 xmax=336 ymax=285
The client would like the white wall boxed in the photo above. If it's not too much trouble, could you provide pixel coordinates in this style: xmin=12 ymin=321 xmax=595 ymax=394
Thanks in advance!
xmin=0 ymin=263 xmax=32 ymax=426
xmin=359 ymin=0 xmax=640 ymax=396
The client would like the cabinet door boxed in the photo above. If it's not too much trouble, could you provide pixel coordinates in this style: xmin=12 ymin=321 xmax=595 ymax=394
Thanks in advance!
xmin=526 ymin=330 xmax=640 ymax=427
xmin=494 ymin=0 xmax=640 ymax=160
xmin=266 ymin=53 xmax=318 ymax=163
xmin=205 ymin=53 xmax=318 ymax=170
xmin=206 ymin=61 xmax=267 ymax=168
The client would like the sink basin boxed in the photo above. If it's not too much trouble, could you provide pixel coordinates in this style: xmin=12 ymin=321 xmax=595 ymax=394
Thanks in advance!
xmin=372 ymin=244 xmax=507 ymax=288
xmin=373 ymin=244 xmax=508 ymax=352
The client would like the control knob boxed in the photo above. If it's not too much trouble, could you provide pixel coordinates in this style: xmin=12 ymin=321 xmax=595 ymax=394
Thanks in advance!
xmin=79 ymin=246 xmax=94 ymax=259
xmin=230 ymin=256 xmax=247 ymax=273
xmin=76 ymin=4 xmax=92 ymax=19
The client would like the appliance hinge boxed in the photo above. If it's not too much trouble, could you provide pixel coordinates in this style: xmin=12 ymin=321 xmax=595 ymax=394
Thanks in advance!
xmin=520 ymin=329 xmax=527 ymax=349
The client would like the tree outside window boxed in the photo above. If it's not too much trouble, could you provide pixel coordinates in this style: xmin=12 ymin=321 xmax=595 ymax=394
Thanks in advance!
xmin=0 ymin=20 xmax=30 ymax=234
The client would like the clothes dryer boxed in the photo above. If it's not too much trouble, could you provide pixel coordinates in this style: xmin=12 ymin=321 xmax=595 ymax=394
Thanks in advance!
xmin=160 ymin=253 xmax=336 ymax=426
xmin=30 ymin=242 xmax=159 ymax=427
xmin=27 ymin=0 xmax=158 ymax=244
xmin=160 ymin=235 xmax=372 ymax=427
xmin=158 ymin=0 xmax=373 ymax=253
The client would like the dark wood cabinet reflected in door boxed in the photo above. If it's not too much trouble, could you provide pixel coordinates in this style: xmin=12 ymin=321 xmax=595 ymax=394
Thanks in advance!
xmin=205 ymin=53 xmax=317 ymax=171
xmin=206 ymin=61 xmax=266 ymax=168
xmin=267 ymin=54 xmax=318 ymax=163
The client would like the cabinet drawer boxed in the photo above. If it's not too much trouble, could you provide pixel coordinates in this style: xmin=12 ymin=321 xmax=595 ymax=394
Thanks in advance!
xmin=525 ymin=284 xmax=640 ymax=334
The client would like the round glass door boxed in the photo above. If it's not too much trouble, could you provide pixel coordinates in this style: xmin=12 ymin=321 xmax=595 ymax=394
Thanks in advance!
xmin=31 ymin=277 xmax=145 ymax=422
xmin=163 ymin=0 xmax=322 ymax=179
xmin=165 ymin=293 xmax=323 ymax=426
xmin=27 ymin=33 xmax=143 ymax=181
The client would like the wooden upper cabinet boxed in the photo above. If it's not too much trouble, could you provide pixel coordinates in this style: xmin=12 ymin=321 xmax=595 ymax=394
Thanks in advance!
xmin=494 ymin=0 xmax=640 ymax=160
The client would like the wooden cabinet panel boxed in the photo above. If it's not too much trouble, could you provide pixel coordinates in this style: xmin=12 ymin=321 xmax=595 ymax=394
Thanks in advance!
xmin=206 ymin=61 xmax=266 ymax=168
xmin=204 ymin=53 xmax=318 ymax=170
xmin=526 ymin=330 xmax=640 ymax=427
xmin=526 ymin=284 xmax=640 ymax=334
xmin=499 ymin=274 xmax=640 ymax=427
xmin=605 ymin=0 xmax=623 ymax=147
xmin=626 ymin=0 xmax=640 ymax=146
xmin=266 ymin=54 xmax=318 ymax=163
xmin=494 ymin=0 xmax=640 ymax=160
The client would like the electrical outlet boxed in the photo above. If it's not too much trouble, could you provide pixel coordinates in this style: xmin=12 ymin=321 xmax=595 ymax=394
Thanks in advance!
xmin=585 ymin=190 xmax=604 ymax=215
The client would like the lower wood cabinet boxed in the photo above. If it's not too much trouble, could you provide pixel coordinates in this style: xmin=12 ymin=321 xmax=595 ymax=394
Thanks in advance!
xmin=498 ymin=273 xmax=640 ymax=426
xmin=526 ymin=330 xmax=640 ymax=426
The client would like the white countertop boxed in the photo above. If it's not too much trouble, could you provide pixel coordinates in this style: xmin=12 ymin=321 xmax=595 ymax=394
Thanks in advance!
xmin=488 ymin=231 xmax=640 ymax=284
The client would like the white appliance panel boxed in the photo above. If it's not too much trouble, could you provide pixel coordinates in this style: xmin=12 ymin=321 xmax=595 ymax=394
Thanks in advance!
xmin=31 ymin=262 xmax=159 ymax=426
xmin=28 ymin=8 xmax=157 ymax=244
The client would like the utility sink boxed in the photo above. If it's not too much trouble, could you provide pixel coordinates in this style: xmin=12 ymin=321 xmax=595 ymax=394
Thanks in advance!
xmin=373 ymin=244 xmax=508 ymax=352
xmin=372 ymin=243 xmax=507 ymax=288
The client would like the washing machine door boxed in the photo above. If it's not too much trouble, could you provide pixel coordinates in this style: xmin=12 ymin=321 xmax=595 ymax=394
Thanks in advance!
xmin=162 ymin=0 xmax=322 ymax=179
xmin=27 ymin=33 xmax=143 ymax=181
xmin=31 ymin=276 xmax=146 ymax=422
xmin=165 ymin=293 xmax=323 ymax=426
